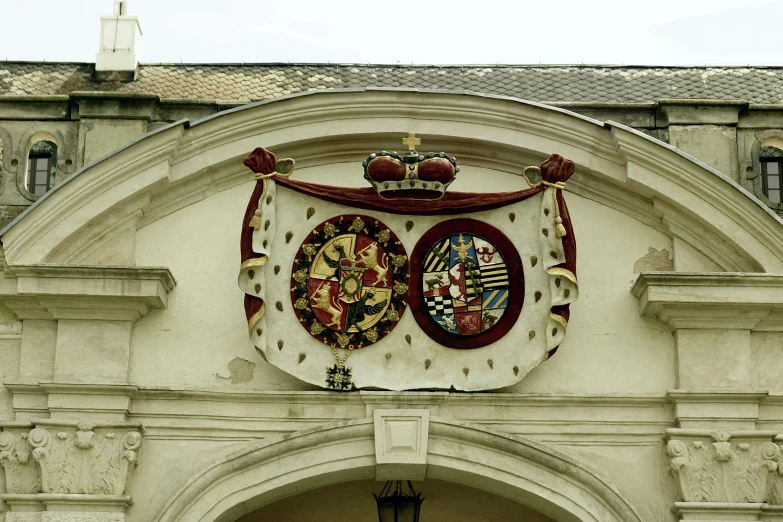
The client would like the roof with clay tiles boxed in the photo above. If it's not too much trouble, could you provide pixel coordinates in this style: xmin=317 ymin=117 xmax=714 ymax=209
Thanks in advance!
xmin=1 ymin=62 xmax=782 ymax=105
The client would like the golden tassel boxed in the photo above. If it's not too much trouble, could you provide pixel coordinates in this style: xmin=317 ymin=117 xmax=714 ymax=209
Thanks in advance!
xmin=523 ymin=166 xmax=568 ymax=238
xmin=249 ymin=209 xmax=262 ymax=230
xmin=555 ymin=218 xmax=567 ymax=238
xmin=552 ymin=189 xmax=567 ymax=238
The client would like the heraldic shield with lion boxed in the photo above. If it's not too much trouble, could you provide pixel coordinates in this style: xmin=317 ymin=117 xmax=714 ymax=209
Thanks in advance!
xmin=290 ymin=215 xmax=409 ymax=349
xmin=238 ymin=134 xmax=579 ymax=391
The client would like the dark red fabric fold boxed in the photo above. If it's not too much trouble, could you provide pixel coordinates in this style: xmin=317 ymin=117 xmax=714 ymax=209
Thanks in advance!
xmin=274 ymin=177 xmax=545 ymax=215
xmin=241 ymin=179 xmax=266 ymax=321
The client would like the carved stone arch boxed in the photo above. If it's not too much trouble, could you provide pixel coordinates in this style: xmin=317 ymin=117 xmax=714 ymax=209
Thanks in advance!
xmin=1 ymin=90 xmax=782 ymax=273
xmin=16 ymin=128 xmax=65 ymax=202
xmin=148 ymin=418 xmax=649 ymax=522
xmin=745 ymin=131 xmax=783 ymax=212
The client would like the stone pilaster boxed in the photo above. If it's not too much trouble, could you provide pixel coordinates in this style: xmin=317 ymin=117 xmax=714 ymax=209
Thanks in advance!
xmin=0 ymin=423 xmax=42 ymax=522
xmin=0 ymin=421 xmax=145 ymax=522
xmin=635 ymin=274 xmax=783 ymax=521
xmin=633 ymin=273 xmax=783 ymax=429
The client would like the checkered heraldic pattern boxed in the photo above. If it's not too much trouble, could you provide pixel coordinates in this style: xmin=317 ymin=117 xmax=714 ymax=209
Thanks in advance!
xmin=421 ymin=233 xmax=511 ymax=337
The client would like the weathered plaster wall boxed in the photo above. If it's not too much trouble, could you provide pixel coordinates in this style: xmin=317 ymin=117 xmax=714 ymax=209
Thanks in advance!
xmin=132 ymin=182 xmax=305 ymax=390
xmin=77 ymin=119 xmax=147 ymax=165
xmin=752 ymin=331 xmax=783 ymax=393
xmin=515 ymin=193 xmax=674 ymax=395
xmin=668 ymin=125 xmax=739 ymax=182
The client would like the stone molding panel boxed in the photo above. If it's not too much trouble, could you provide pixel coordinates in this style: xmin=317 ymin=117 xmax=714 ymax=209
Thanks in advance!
xmin=666 ymin=429 xmax=779 ymax=504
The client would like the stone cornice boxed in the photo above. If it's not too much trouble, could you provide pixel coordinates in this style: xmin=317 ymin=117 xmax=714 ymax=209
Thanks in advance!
xmin=632 ymin=272 xmax=783 ymax=330
xmin=668 ymin=390 xmax=770 ymax=403
xmin=2 ymin=381 xmax=670 ymax=406
xmin=0 ymin=264 xmax=176 ymax=321
xmin=30 ymin=419 xmax=143 ymax=432
xmin=658 ymin=98 xmax=749 ymax=126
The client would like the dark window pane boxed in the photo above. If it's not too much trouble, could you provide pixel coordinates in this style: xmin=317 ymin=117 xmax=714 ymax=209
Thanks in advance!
xmin=27 ymin=159 xmax=37 ymax=193
xmin=27 ymin=143 xmax=55 ymax=195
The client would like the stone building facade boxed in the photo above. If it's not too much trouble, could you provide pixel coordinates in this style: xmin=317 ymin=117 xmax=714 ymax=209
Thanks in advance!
xmin=1 ymin=61 xmax=783 ymax=227
xmin=1 ymin=8 xmax=783 ymax=522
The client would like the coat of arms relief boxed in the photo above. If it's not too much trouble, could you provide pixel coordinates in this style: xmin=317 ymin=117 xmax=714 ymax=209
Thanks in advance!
xmin=238 ymin=134 xmax=578 ymax=391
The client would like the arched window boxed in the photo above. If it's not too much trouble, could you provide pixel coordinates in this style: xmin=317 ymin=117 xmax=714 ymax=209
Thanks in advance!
xmin=760 ymin=146 xmax=783 ymax=204
xmin=26 ymin=140 xmax=57 ymax=196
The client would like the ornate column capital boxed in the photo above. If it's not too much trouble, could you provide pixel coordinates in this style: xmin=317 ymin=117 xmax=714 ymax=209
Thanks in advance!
xmin=28 ymin=421 xmax=142 ymax=497
xmin=666 ymin=429 xmax=779 ymax=504
xmin=0 ymin=423 xmax=41 ymax=495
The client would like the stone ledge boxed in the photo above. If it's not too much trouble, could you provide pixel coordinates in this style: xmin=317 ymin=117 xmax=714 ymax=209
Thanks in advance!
xmin=763 ymin=505 xmax=783 ymax=522
xmin=673 ymin=502 xmax=764 ymax=521
xmin=1 ymin=264 xmax=176 ymax=321
xmin=39 ymin=493 xmax=132 ymax=511
xmin=669 ymin=390 xmax=769 ymax=430
xmin=0 ymin=493 xmax=132 ymax=514
xmin=632 ymin=272 xmax=783 ymax=331
xmin=0 ymin=96 xmax=70 ymax=121
xmin=659 ymin=99 xmax=749 ymax=125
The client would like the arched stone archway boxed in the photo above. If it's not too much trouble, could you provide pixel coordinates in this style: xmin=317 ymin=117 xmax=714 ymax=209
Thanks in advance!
xmin=150 ymin=418 xmax=648 ymax=522
xmin=2 ymin=89 xmax=782 ymax=273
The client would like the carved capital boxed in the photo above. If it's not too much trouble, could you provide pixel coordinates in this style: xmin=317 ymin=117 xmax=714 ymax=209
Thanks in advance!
xmin=763 ymin=435 xmax=783 ymax=505
xmin=666 ymin=429 xmax=779 ymax=503
xmin=28 ymin=422 xmax=142 ymax=496
xmin=0 ymin=425 xmax=41 ymax=494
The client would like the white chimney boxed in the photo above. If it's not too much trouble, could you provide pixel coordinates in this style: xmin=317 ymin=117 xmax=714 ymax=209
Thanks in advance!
xmin=95 ymin=1 xmax=142 ymax=79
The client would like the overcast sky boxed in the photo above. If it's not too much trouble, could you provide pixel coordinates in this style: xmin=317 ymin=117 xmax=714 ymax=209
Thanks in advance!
xmin=1 ymin=0 xmax=781 ymax=65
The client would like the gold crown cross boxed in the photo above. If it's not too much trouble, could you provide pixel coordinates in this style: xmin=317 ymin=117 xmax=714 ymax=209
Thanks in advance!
xmin=402 ymin=132 xmax=421 ymax=151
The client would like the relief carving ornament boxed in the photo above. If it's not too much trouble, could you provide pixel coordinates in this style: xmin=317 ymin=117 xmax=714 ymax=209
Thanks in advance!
xmin=666 ymin=430 xmax=780 ymax=503
xmin=28 ymin=424 xmax=141 ymax=495
xmin=0 ymin=428 xmax=41 ymax=494
xmin=238 ymin=139 xmax=579 ymax=391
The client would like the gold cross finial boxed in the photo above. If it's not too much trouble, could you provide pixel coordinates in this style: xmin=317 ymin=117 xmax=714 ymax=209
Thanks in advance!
xmin=402 ymin=132 xmax=421 ymax=151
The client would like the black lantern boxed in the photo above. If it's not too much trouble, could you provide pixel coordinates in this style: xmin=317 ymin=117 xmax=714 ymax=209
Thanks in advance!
xmin=374 ymin=480 xmax=424 ymax=522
